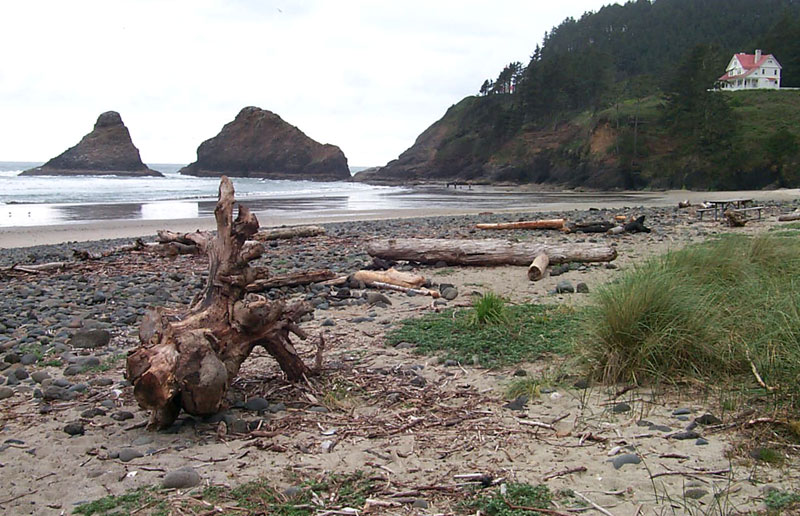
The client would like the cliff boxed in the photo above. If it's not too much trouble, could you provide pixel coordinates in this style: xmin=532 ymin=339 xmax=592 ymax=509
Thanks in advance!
xmin=21 ymin=111 xmax=162 ymax=177
xmin=179 ymin=107 xmax=350 ymax=181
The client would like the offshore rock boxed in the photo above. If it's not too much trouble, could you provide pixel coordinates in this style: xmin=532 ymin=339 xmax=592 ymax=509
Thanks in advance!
xmin=22 ymin=111 xmax=162 ymax=177
xmin=179 ymin=106 xmax=350 ymax=181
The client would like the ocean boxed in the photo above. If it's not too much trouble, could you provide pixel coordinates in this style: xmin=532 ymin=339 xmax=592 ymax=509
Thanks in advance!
xmin=0 ymin=162 xmax=408 ymax=227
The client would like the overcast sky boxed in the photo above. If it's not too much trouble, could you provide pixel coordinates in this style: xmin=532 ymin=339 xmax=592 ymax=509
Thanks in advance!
xmin=2 ymin=0 xmax=617 ymax=167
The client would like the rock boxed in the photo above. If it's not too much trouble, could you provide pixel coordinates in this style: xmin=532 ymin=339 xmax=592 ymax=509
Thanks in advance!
xmin=503 ymin=395 xmax=528 ymax=411
xmin=441 ymin=287 xmax=459 ymax=300
xmin=20 ymin=111 xmax=162 ymax=177
xmin=118 ymin=448 xmax=144 ymax=462
xmin=648 ymin=424 xmax=672 ymax=432
xmin=111 ymin=411 xmax=135 ymax=421
xmin=696 ymin=438 xmax=709 ymax=446
xmin=395 ymin=341 xmax=415 ymax=349
xmin=612 ymin=402 xmax=631 ymax=413
xmin=442 ymin=359 xmax=458 ymax=367
xmin=63 ymin=422 xmax=85 ymax=436
xmin=20 ymin=353 xmax=38 ymax=365
xmin=31 ymin=371 xmax=50 ymax=384
xmin=162 ymin=467 xmax=201 ymax=489
xmin=3 ymin=352 xmax=20 ymax=364
xmin=576 ymin=282 xmax=590 ymax=293
xmin=179 ymin=107 xmax=350 ymax=181
xmin=81 ymin=407 xmax=106 ymax=418
xmin=610 ymin=453 xmax=641 ymax=469
xmin=0 ymin=386 xmax=13 ymax=400
xmin=672 ymin=407 xmax=692 ymax=416
xmin=555 ymin=280 xmax=574 ymax=293
xmin=268 ymin=402 xmax=286 ymax=413
xmin=695 ymin=413 xmax=722 ymax=425
xmin=63 ymin=365 xmax=83 ymax=376
xmin=308 ymin=406 xmax=329 ymax=413
xmin=670 ymin=431 xmax=701 ymax=440
xmin=573 ymin=378 xmax=590 ymax=389
xmin=69 ymin=329 xmax=111 ymax=349
xmin=412 ymin=499 xmax=429 ymax=509
xmin=366 ymin=292 xmax=392 ymax=306
xmin=244 ymin=397 xmax=270 ymax=412
xmin=684 ymin=488 xmax=708 ymax=499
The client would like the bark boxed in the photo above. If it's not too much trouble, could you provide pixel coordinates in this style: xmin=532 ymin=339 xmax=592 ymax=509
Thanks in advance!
xmin=126 ymin=176 xmax=313 ymax=430
xmin=527 ymin=253 xmax=549 ymax=281
xmin=254 ymin=225 xmax=326 ymax=241
xmin=73 ymin=240 xmax=146 ymax=260
xmin=367 ymin=238 xmax=617 ymax=266
xmin=246 ymin=269 xmax=335 ymax=291
xmin=476 ymin=219 xmax=565 ymax=230
xmin=565 ymin=221 xmax=615 ymax=234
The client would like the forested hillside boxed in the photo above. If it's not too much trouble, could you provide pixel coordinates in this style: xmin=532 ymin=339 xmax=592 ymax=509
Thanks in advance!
xmin=358 ymin=0 xmax=800 ymax=189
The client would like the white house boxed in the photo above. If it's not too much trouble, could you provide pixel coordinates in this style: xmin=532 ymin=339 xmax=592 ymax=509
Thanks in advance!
xmin=718 ymin=49 xmax=781 ymax=90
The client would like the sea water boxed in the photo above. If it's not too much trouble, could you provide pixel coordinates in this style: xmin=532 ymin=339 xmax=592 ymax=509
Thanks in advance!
xmin=0 ymin=162 xmax=406 ymax=227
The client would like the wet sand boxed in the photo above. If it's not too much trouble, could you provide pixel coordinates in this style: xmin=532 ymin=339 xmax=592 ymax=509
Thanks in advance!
xmin=1 ymin=187 xmax=798 ymax=248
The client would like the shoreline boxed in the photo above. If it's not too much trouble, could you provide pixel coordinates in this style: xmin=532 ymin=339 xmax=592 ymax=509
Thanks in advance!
xmin=1 ymin=187 xmax=798 ymax=248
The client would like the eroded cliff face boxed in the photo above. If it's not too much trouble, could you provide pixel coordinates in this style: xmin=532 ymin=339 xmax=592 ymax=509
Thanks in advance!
xmin=179 ymin=107 xmax=350 ymax=181
xmin=22 ymin=111 xmax=162 ymax=177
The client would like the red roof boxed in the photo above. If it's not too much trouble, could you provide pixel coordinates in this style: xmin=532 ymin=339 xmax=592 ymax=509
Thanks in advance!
xmin=718 ymin=52 xmax=778 ymax=82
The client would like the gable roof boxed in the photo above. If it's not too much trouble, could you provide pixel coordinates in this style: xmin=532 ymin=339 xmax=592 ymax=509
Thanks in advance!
xmin=719 ymin=52 xmax=781 ymax=81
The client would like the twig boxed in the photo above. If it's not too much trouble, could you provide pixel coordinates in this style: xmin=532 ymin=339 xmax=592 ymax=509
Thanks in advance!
xmin=0 ymin=489 xmax=38 ymax=505
xmin=503 ymin=498 xmax=571 ymax=516
xmin=542 ymin=466 xmax=587 ymax=481
xmin=650 ymin=468 xmax=730 ymax=479
xmin=747 ymin=350 xmax=778 ymax=391
xmin=314 ymin=332 xmax=325 ymax=372
xmin=572 ymin=491 xmax=615 ymax=516
xmin=518 ymin=419 xmax=555 ymax=431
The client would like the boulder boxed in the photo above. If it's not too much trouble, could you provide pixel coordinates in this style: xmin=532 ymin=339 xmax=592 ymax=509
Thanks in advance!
xmin=179 ymin=107 xmax=350 ymax=181
xmin=21 ymin=111 xmax=162 ymax=177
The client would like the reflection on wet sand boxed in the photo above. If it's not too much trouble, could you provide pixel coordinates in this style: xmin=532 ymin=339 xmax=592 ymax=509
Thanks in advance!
xmin=0 ymin=187 xmax=661 ymax=228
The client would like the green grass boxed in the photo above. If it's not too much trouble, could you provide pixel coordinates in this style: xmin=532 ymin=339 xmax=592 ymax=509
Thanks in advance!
xmin=386 ymin=302 xmax=578 ymax=368
xmin=468 ymin=292 xmax=508 ymax=327
xmin=575 ymin=234 xmax=800 ymax=407
xmin=466 ymin=483 xmax=552 ymax=515
xmin=75 ymin=472 xmax=375 ymax=516
xmin=765 ymin=489 xmax=800 ymax=514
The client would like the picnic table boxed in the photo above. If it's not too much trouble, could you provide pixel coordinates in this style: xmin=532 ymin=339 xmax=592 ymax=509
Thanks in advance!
xmin=698 ymin=198 xmax=756 ymax=221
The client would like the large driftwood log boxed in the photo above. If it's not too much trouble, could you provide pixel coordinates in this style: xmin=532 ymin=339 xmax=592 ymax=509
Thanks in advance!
xmin=367 ymin=238 xmax=617 ymax=266
xmin=254 ymin=225 xmax=326 ymax=241
xmin=351 ymin=268 xmax=426 ymax=289
xmin=126 ymin=177 xmax=314 ymax=430
xmin=778 ymin=212 xmax=800 ymax=222
xmin=476 ymin=219 xmax=565 ymax=230
xmin=527 ymin=253 xmax=549 ymax=281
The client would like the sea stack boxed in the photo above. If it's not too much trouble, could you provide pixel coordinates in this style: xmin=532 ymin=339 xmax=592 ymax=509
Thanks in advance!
xmin=21 ymin=111 xmax=162 ymax=177
xmin=179 ymin=107 xmax=350 ymax=181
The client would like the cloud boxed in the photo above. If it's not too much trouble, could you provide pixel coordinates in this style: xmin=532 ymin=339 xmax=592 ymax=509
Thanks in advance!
xmin=1 ymin=0 xmax=615 ymax=166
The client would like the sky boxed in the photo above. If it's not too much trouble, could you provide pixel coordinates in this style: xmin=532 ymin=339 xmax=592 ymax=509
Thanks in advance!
xmin=2 ymin=0 xmax=618 ymax=167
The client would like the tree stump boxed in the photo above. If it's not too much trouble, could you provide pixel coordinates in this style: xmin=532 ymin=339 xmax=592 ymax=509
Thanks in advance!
xmin=126 ymin=177 xmax=313 ymax=429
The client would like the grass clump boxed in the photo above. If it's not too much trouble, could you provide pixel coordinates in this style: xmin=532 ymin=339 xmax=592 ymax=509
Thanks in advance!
xmin=386 ymin=302 xmax=578 ymax=368
xmin=576 ymin=234 xmax=800 ymax=406
xmin=468 ymin=291 xmax=508 ymax=327
xmin=74 ymin=488 xmax=166 ymax=515
xmin=765 ymin=489 xmax=800 ymax=513
xmin=467 ymin=483 xmax=552 ymax=515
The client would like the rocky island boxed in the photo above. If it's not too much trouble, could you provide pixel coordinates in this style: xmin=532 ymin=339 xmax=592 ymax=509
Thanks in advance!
xmin=21 ymin=111 xmax=162 ymax=177
xmin=179 ymin=106 xmax=350 ymax=181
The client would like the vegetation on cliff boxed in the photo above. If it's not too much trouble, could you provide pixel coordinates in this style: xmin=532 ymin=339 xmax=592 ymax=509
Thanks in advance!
xmin=361 ymin=0 xmax=800 ymax=189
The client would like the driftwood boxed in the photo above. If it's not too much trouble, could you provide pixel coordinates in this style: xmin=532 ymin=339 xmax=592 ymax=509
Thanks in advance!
xmin=724 ymin=209 xmax=747 ymax=227
xmin=254 ymin=225 xmax=326 ymax=241
xmin=369 ymin=281 xmax=440 ymax=298
xmin=367 ymin=238 xmax=617 ymax=266
xmin=126 ymin=177 xmax=314 ymax=430
xmin=778 ymin=212 xmax=800 ymax=222
xmin=527 ymin=253 xmax=549 ymax=281
xmin=246 ymin=269 xmax=335 ymax=292
xmin=564 ymin=221 xmax=615 ymax=234
xmin=73 ymin=240 xmax=146 ymax=260
xmin=623 ymin=215 xmax=651 ymax=233
xmin=352 ymin=268 xmax=426 ymax=289
xmin=476 ymin=219 xmax=565 ymax=230
xmin=0 ymin=261 xmax=70 ymax=274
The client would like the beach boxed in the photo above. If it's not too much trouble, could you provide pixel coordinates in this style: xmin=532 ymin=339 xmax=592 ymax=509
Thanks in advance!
xmin=1 ymin=192 xmax=799 ymax=515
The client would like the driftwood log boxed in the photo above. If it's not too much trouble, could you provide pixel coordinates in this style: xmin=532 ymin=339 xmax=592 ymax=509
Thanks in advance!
xmin=527 ymin=253 xmax=550 ymax=281
xmin=367 ymin=238 xmax=617 ymax=266
xmin=476 ymin=219 xmax=565 ymax=230
xmin=724 ymin=209 xmax=747 ymax=227
xmin=564 ymin=221 xmax=615 ymax=234
xmin=778 ymin=212 xmax=800 ymax=222
xmin=126 ymin=177 xmax=314 ymax=430
xmin=351 ymin=268 xmax=426 ymax=289
xmin=254 ymin=225 xmax=326 ymax=241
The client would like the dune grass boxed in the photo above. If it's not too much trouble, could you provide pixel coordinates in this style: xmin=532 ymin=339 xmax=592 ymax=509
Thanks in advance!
xmin=575 ymin=234 xmax=800 ymax=406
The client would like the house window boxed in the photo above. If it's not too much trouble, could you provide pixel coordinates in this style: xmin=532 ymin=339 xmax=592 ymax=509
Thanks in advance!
xmin=775 ymin=70 xmax=778 ymax=76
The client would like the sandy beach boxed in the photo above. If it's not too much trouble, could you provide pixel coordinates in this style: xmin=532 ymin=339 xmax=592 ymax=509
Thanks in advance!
xmin=0 ymin=190 xmax=799 ymax=515
xmin=2 ymin=187 xmax=799 ymax=248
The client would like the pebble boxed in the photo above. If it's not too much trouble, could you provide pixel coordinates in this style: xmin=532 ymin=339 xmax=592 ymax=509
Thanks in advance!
xmin=671 ymin=431 xmax=701 ymax=440
xmin=68 ymin=329 xmax=111 ymax=349
xmin=684 ymin=488 xmax=708 ymax=499
xmin=111 ymin=411 xmax=135 ymax=421
xmin=63 ymin=421 xmax=85 ymax=436
xmin=31 ymin=371 xmax=50 ymax=383
xmin=162 ymin=467 xmax=201 ymax=489
xmin=610 ymin=453 xmax=641 ymax=469
xmin=576 ymin=282 xmax=589 ymax=293
xmin=672 ymin=407 xmax=692 ymax=416
xmin=118 ymin=448 xmax=144 ymax=462
xmin=503 ymin=395 xmax=528 ymax=411
xmin=612 ymin=402 xmax=631 ymax=413
xmin=696 ymin=438 xmax=709 ymax=446
xmin=695 ymin=413 xmax=722 ymax=425
xmin=244 ymin=397 xmax=270 ymax=412
xmin=555 ymin=280 xmax=574 ymax=293
xmin=0 ymin=386 xmax=14 ymax=400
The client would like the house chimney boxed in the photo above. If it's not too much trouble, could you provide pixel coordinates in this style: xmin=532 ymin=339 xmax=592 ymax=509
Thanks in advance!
xmin=755 ymin=49 xmax=762 ymax=62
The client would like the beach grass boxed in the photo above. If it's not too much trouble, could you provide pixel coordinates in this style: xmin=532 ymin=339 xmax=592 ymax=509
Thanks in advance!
xmin=575 ymin=234 xmax=800 ymax=407
xmin=385 ymin=299 xmax=578 ymax=368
